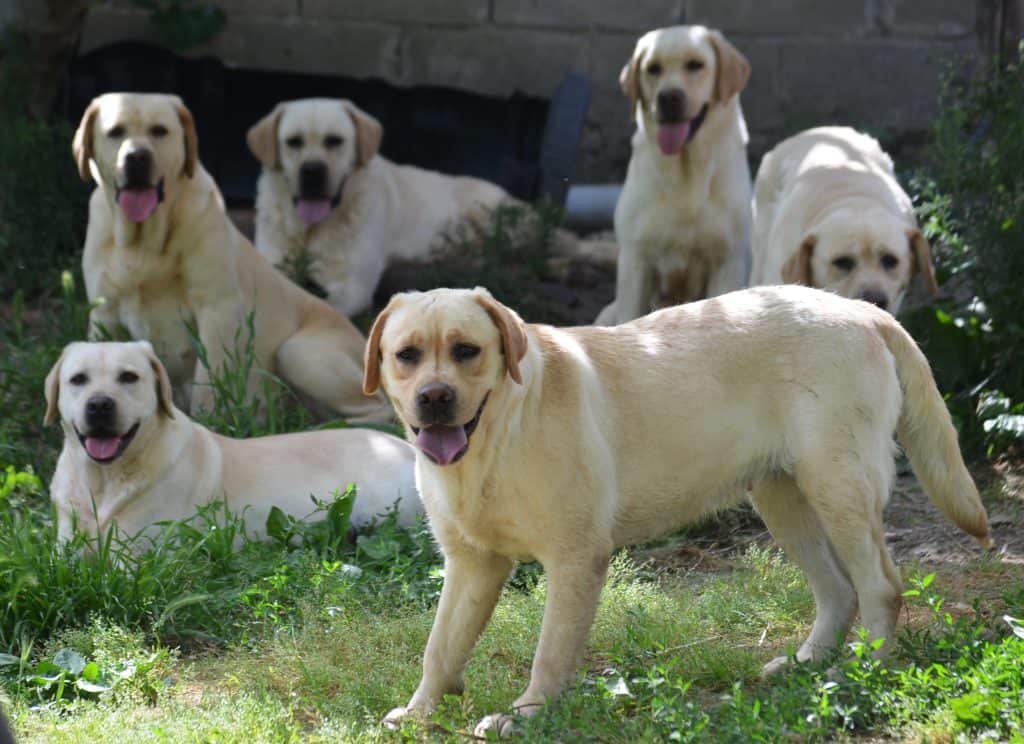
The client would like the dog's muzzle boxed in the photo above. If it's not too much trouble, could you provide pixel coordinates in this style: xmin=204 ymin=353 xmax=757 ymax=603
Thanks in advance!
xmin=411 ymin=392 xmax=489 ymax=467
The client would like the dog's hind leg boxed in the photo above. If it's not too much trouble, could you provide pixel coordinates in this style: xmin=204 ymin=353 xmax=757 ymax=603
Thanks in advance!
xmin=276 ymin=327 xmax=393 ymax=423
xmin=751 ymin=474 xmax=858 ymax=675
xmin=794 ymin=453 xmax=902 ymax=661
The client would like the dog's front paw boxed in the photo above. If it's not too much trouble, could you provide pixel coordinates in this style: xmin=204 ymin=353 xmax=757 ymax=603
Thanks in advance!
xmin=382 ymin=705 xmax=422 ymax=730
xmin=760 ymin=655 xmax=791 ymax=678
xmin=473 ymin=712 xmax=518 ymax=739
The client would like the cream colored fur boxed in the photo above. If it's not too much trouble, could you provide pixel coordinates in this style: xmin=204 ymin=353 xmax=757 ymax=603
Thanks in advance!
xmin=597 ymin=25 xmax=753 ymax=325
xmin=46 ymin=341 xmax=421 ymax=545
xmin=750 ymin=126 xmax=938 ymax=314
xmin=73 ymin=93 xmax=390 ymax=422
xmin=248 ymin=98 xmax=508 ymax=317
xmin=366 ymin=284 xmax=990 ymax=737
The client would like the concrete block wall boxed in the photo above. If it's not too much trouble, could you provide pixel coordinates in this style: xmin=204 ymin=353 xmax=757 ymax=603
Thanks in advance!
xmin=80 ymin=0 xmax=987 ymax=182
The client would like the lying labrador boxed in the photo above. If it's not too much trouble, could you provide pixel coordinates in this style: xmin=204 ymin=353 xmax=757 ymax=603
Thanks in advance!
xmin=750 ymin=126 xmax=938 ymax=314
xmin=596 ymin=25 xmax=753 ymax=325
xmin=247 ymin=98 xmax=509 ymax=317
xmin=46 ymin=341 xmax=421 ymax=544
xmin=366 ymin=285 xmax=990 ymax=736
xmin=73 ymin=92 xmax=390 ymax=422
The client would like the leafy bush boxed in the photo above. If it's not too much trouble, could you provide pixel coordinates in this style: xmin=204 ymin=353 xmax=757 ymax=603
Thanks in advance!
xmin=0 ymin=274 xmax=92 ymax=475
xmin=907 ymin=42 xmax=1024 ymax=455
xmin=0 ymin=34 xmax=87 ymax=301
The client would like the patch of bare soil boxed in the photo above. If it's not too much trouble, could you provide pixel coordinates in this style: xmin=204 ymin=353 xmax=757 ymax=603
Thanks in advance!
xmin=633 ymin=459 xmax=1024 ymax=584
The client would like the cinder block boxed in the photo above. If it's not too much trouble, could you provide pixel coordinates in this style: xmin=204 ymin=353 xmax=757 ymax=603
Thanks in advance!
xmin=775 ymin=39 xmax=974 ymax=133
xmin=303 ymin=0 xmax=488 ymax=25
xmin=880 ymin=0 xmax=977 ymax=38
xmin=399 ymin=27 xmax=588 ymax=98
xmin=687 ymin=0 xmax=870 ymax=35
xmin=219 ymin=0 xmax=298 ymax=17
xmin=493 ymin=0 xmax=684 ymax=31
xmin=214 ymin=17 xmax=402 ymax=79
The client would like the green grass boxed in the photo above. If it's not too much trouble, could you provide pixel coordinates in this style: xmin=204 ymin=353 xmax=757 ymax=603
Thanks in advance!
xmin=4 ymin=548 xmax=1022 ymax=743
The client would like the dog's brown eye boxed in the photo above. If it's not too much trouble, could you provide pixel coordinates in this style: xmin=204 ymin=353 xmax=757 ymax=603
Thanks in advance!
xmin=324 ymin=134 xmax=344 ymax=148
xmin=149 ymin=124 xmax=168 ymax=138
xmin=118 ymin=371 xmax=139 ymax=384
xmin=880 ymin=254 xmax=899 ymax=270
xmin=832 ymin=256 xmax=856 ymax=272
xmin=685 ymin=59 xmax=705 ymax=72
xmin=396 ymin=347 xmax=422 ymax=364
xmin=285 ymin=135 xmax=303 ymax=149
xmin=646 ymin=62 xmax=663 ymax=76
xmin=108 ymin=125 xmax=125 ymax=139
xmin=69 ymin=373 xmax=88 ymax=386
xmin=453 ymin=343 xmax=481 ymax=361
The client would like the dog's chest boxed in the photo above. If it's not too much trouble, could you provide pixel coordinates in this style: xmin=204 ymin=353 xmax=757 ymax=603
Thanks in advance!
xmin=426 ymin=477 xmax=538 ymax=562
xmin=115 ymin=277 xmax=196 ymax=386
xmin=618 ymin=169 xmax=731 ymax=262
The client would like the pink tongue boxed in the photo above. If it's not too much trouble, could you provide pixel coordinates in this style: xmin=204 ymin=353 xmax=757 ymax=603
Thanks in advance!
xmin=657 ymin=122 xmax=691 ymax=155
xmin=85 ymin=436 xmax=121 ymax=461
xmin=295 ymin=199 xmax=332 ymax=226
xmin=415 ymin=425 xmax=468 ymax=466
xmin=118 ymin=188 xmax=159 ymax=223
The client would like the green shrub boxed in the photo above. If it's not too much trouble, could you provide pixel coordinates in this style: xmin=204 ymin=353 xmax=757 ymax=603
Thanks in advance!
xmin=0 ymin=34 xmax=87 ymax=301
xmin=907 ymin=42 xmax=1024 ymax=455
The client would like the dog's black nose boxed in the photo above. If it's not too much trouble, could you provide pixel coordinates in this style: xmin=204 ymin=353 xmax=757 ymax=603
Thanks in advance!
xmin=85 ymin=395 xmax=117 ymax=427
xmin=298 ymin=160 xmax=328 ymax=197
xmin=858 ymin=290 xmax=889 ymax=311
xmin=656 ymin=88 xmax=687 ymax=122
xmin=122 ymin=148 xmax=152 ymax=184
xmin=417 ymin=382 xmax=456 ymax=424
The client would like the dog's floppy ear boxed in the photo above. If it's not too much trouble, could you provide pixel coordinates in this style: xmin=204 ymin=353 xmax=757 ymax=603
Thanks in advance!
xmin=473 ymin=288 xmax=528 ymax=385
xmin=619 ymin=42 xmax=646 ymax=113
xmin=72 ymin=99 xmax=100 ymax=182
xmin=363 ymin=294 xmax=407 ymax=395
xmin=782 ymin=235 xmax=816 ymax=286
xmin=43 ymin=347 xmax=70 ymax=426
xmin=343 ymin=101 xmax=383 ymax=169
xmin=140 ymin=342 xmax=175 ymax=419
xmin=173 ymin=97 xmax=199 ymax=179
xmin=908 ymin=228 xmax=939 ymax=295
xmin=709 ymin=30 xmax=750 ymax=103
xmin=247 ymin=103 xmax=285 ymax=169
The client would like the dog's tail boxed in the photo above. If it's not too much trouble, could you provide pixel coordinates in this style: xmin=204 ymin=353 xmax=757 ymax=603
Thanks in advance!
xmin=877 ymin=317 xmax=992 ymax=548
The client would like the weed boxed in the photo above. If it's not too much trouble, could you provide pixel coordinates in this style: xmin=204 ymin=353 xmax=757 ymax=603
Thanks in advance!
xmin=907 ymin=43 xmax=1024 ymax=456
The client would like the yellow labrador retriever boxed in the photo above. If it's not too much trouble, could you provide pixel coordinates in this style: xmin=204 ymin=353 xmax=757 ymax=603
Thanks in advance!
xmin=596 ymin=25 xmax=753 ymax=325
xmin=247 ymin=98 xmax=508 ymax=317
xmin=46 ymin=341 xmax=421 ymax=544
xmin=750 ymin=126 xmax=938 ymax=314
xmin=73 ymin=92 xmax=390 ymax=421
xmin=366 ymin=285 xmax=990 ymax=737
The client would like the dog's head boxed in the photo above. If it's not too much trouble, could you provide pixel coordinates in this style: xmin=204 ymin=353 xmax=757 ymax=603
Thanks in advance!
xmin=72 ymin=93 xmax=198 ymax=224
xmin=362 ymin=288 xmax=528 ymax=467
xmin=621 ymin=25 xmax=749 ymax=156
xmin=782 ymin=209 xmax=939 ymax=314
xmin=44 ymin=341 xmax=175 ymax=465
xmin=246 ymin=98 xmax=383 ymax=227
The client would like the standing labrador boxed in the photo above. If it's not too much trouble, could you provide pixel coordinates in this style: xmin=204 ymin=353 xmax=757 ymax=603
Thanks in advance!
xmin=596 ymin=25 xmax=753 ymax=325
xmin=73 ymin=93 xmax=391 ymax=422
xmin=751 ymin=126 xmax=938 ymax=313
xmin=367 ymin=285 xmax=990 ymax=737
xmin=46 ymin=341 xmax=421 ymax=544
xmin=247 ymin=98 xmax=509 ymax=318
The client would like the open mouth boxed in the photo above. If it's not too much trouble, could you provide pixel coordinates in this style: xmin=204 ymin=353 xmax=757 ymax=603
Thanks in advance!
xmin=115 ymin=179 xmax=165 ymax=223
xmin=75 ymin=422 xmax=140 ymax=464
xmin=656 ymin=103 xmax=709 ymax=155
xmin=411 ymin=393 xmax=489 ymax=467
xmin=293 ymin=179 xmax=346 ymax=227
